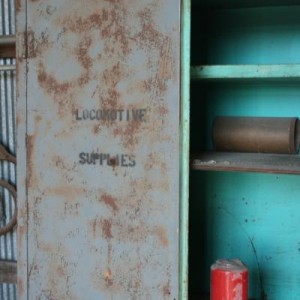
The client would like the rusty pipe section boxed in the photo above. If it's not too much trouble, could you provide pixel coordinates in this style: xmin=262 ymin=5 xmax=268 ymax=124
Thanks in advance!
xmin=0 ymin=35 xmax=15 ymax=58
xmin=213 ymin=116 xmax=299 ymax=154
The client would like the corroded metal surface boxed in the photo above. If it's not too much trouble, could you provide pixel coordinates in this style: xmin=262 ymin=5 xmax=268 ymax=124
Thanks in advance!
xmin=213 ymin=116 xmax=298 ymax=154
xmin=17 ymin=0 xmax=180 ymax=299
xmin=0 ymin=35 xmax=15 ymax=58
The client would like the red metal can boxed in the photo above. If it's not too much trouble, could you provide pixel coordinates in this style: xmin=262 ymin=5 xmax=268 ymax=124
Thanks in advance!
xmin=210 ymin=259 xmax=248 ymax=300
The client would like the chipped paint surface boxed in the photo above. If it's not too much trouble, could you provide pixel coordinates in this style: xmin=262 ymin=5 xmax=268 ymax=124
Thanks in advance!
xmin=17 ymin=0 xmax=180 ymax=299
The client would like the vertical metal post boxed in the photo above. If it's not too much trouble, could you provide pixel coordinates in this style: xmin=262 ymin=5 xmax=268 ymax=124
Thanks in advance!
xmin=180 ymin=0 xmax=191 ymax=299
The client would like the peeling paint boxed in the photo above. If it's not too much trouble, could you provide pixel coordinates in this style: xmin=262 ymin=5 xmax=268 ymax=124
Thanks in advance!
xmin=100 ymin=193 xmax=119 ymax=212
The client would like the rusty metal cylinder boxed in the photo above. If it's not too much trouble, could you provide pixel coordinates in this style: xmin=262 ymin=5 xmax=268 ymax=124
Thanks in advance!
xmin=213 ymin=116 xmax=298 ymax=154
xmin=211 ymin=259 xmax=248 ymax=300
xmin=0 ymin=35 xmax=15 ymax=58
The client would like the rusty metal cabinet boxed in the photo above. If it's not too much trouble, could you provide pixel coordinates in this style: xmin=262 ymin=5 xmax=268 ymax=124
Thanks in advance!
xmin=17 ymin=1 xmax=186 ymax=299
xmin=19 ymin=1 xmax=300 ymax=299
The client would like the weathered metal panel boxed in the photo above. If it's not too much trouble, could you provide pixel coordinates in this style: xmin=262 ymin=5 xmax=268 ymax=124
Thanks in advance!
xmin=17 ymin=0 xmax=180 ymax=299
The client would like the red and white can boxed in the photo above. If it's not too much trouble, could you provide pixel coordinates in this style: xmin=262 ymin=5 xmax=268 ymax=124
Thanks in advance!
xmin=210 ymin=259 xmax=248 ymax=300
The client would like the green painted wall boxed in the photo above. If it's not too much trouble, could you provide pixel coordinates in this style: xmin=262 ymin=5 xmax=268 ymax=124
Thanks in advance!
xmin=189 ymin=3 xmax=300 ymax=299
xmin=190 ymin=171 xmax=300 ymax=299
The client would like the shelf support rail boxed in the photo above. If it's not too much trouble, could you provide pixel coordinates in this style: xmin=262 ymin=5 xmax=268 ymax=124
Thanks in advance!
xmin=180 ymin=0 xmax=191 ymax=299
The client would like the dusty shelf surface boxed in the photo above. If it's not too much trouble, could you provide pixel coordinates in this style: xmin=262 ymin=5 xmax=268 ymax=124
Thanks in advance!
xmin=191 ymin=152 xmax=300 ymax=174
xmin=189 ymin=292 xmax=257 ymax=300
xmin=191 ymin=64 xmax=300 ymax=81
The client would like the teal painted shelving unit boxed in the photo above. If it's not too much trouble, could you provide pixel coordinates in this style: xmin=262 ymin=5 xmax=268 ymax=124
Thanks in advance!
xmin=191 ymin=64 xmax=300 ymax=81
xmin=188 ymin=1 xmax=300 ymax=299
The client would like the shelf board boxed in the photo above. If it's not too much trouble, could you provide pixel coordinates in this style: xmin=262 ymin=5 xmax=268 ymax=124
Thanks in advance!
xmin=191 ymin=152 xmax=300 ymax=174
xmin=192 ymin=0 xmax=300 ymax=9
xmin=189 ymin=292 xmax=257 ymax=300
xmin=191 ymin=64 xmax=300 ymax=81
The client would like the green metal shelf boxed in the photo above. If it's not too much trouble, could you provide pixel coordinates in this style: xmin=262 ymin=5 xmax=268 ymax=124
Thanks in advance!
xmin=192 ymin=0 xmax=300 ymax=9
xmin=191 ymin=64 xmax=300 ymax=80
xmin=191 ymin=152 xmax=300 ymax=174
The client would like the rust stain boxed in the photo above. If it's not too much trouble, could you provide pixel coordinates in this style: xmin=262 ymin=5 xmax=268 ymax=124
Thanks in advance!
xmin=153 ymin=226 xmax=169 ymax=248
xmin=163 ymin=280 xmax=171 ymax=298
xmin=37 ymin=62 xmax=74 ymax=118
xmin=26 ymin=112 xmax=42 ymax=186
xmin=102 ymin=63 xmax=123 ymax=93
xmin=132 ymin=176 xmax=169 ymax=194
xmin=100 ymin=7 xmax=130 ymax=56
xmin=32 ymin=202 xmax=42 ymax=227
xmin=38 ymin=62 xmax=72 ymax=95
xmin=27 ymin=29 xmax=52 ymax=59
xmin=16 ymin=112 xmax=22 ymax=127
xmin=50 ymin=3 xmax=174 ymax=152
xmin=53 ymin=156 xmax=67 ymax=170
xmin=112 ymin=120 xmax=141 ymax=150
xmin=158 ymin=37 xmax=173 ymax=78
xmin=36 ymin=244 xmax=56 ymax=256
xmin=135 ymin=6 xmax=176 ymax=96
xmin=142 ymin=75 xmax=169 ymax=100
xmin=53 ymin=124 xmax=78 ymax=139
xmin=91 ymin=218 xmax=113 ymax=240
xmin=111 ymin=219 xmax=170 ymax=247
xmin=15 ymin=0 xmax=22 ymax=12
xmin=107 ymin=243 xmax=112 ymax=266
xmin=91 ymin=265 xmax=120 ymax=292
xmin=91 ymin=219 xmax=97 ymax=239
xmin=57 ymin=265 xmax=67 ymax=277
xmin=40 ymin=250 xmax=78 ymax=300
xmin=50 ymin=155 xmax=78 ymax=185
xmin=18 ymin=224 xmax=25 ymax=253
xmin=75 ymin=36 xmax=93 ymax=72
xmin=145 ymin=152 xmax=167 ymax=174
xmin=60 ymin=13 xmax=103 ymax=34
xmin=26 ymin=134 xmax=35 ymax=188
xmin=141 ymin=77 xmax=155 ymax=94
xmin=101 ymin=193 xmax=118 ymax=212
xmin=101 ymin=218 xmax=113 ymax=239
xmin=120 ymin=224 xmax=148 ymax=243
xmin=104 ymin=0 xmax=122 ymax=4
xmin=46 ymin=186 xmax=85 ymax=199
xmin=17 ymin=276 xmax=24 ymax=297
xmin=39 ymin=289 xmax=59 ymax=300
xmin=52 ymin=155 xmax=77 ymax=174
xmin=158 ymin=105 xmax=169 ymax=116
xmin=105 ymin=268 xmax=113 ymax=287
xmin=91 ymin=260 xmax=145 ymax=295
xmin=37 ymin=38 xmax=92 ymax=118
xmin=89 ymin=61 xmax=146 ymax=150
xmin=93 ymin=124 xmax=102 ymax=134
xmin=157 ymin=36 xmax=174 ymax=92
xmin=31 ymin=1 xmax=176 ymax=152
xmin=96 ymin=64 xmax=123 ymax=120
xmin=60 ymin=6 xmax=130 ymax=56
xmin=136 ymin=7 xmax=162 ymax=49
